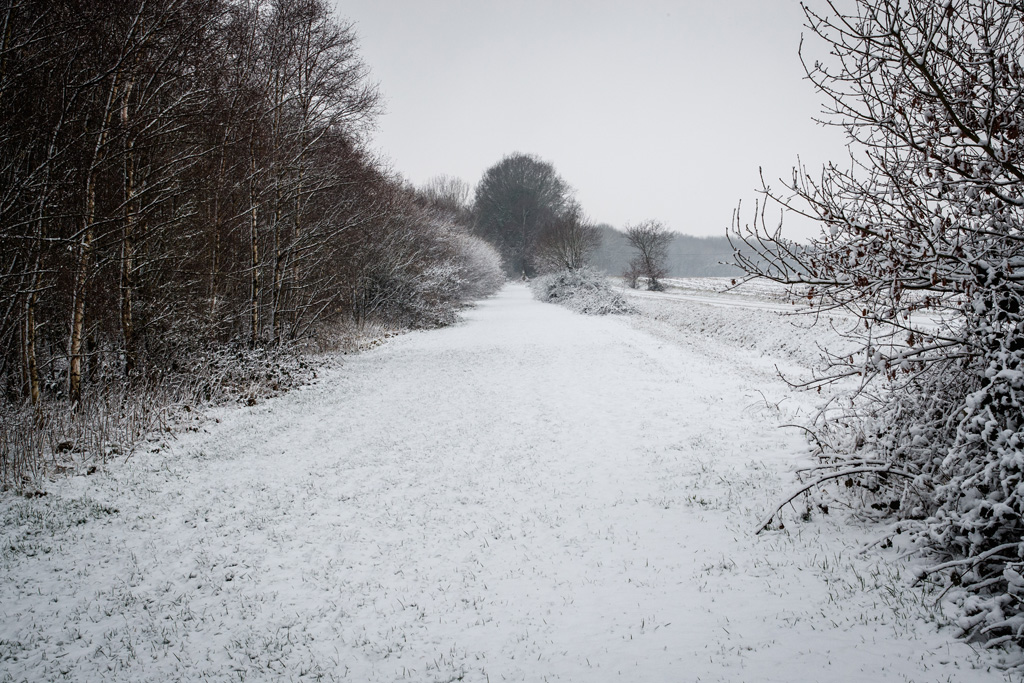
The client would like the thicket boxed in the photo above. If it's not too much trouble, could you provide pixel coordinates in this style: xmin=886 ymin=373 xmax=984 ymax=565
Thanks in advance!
xmin=732 ymin=0 xmax=1024 ymax=649
xmin=530 ymin=268 xmax=635 ymax=316
xmin=0 ymin=0 xmax=503 ymax=489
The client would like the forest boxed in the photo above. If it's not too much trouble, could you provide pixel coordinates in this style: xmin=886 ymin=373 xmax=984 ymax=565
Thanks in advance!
xmin=0 ymin=0 xmax=503 ymax=485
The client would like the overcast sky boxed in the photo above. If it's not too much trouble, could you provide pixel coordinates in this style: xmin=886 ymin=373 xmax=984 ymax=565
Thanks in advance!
xmin=333 ymin=0 xmax=849 ymax=240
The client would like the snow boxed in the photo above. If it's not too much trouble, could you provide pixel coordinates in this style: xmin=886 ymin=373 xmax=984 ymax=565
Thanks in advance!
xmin=0 ymin=283 xmax=1014 ymax=681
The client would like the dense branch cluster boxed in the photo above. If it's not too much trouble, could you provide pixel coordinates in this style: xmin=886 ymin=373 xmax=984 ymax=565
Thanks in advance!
xmin=732 ymin=0 xmax=1024 ymax=646
xmin=0 ymin=0 xmax=502 ymax=483
xmin=535 ymin=203 xmax=602 ymax=274
xmin=472 ymin=153 xmax=602 ymax=277
xmin=623 ymin=220 xmax=673 ymax=291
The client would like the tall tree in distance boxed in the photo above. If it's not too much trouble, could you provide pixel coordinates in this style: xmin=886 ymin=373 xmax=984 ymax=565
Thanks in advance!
xmin=472 ymin=153 xmax=570 ymax=276
xmin=624 ymin=220 xmax=673 ymax=291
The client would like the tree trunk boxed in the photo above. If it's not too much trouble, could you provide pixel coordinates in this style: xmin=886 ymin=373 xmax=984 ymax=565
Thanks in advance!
xmin=120 ymin=78 xmax=136 ymax=376
xmin=24 ymin=216 xmax=41 ymax=412
xmin=25 ymin=286 xmax=39 ymax=408
xmin=209 ymin=148 xmax=227 ymax=323
xmin=249 ymin=133 xmax=260 ymax=347
xmin=210 ymin=222 xmax=220 ymax=317
xmin=289 ymin=155 xmax=303 ymax=339
xmin=70 ymin=63 xmax=121 ymax=404
xmin=272 ymin=174 xmax=283 ymax=344
xmin=68 ymin=197 xmax=94 ymax=405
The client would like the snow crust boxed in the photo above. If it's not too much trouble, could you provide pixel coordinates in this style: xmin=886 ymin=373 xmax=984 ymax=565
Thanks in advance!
xmin=0 ymin=284 xmax=1012 ymax=681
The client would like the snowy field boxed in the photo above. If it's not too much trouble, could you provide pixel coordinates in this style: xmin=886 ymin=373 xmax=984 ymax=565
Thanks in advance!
xmin=659 ymin=277 xmax=799 ymax=301
xmin=0 ymin=283 xmax=1015 ymax=682
xmin=622 ymin=277 xmax=819 ymax=321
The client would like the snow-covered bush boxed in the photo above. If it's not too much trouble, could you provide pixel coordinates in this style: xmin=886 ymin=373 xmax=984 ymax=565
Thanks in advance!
xmin=732 ymin=0 xmax=1024 ymax=649
xmin=451 ymin=231 xmax=505 ymax=300
xmin=407 ymin=230 xmax=503 ymax=324
xmin=343 ymin=197 xmax=505 ymax=330
xmin=530 ymin=268 xmax=635 ymax=315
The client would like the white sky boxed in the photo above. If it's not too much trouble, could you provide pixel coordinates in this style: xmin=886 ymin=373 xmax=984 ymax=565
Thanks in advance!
xmin=334 ymin=0 xmax=849 ymax=240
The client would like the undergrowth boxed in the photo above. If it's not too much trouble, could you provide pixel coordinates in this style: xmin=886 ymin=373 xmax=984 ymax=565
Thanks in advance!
xmin=0 ymin=322 xmax=404 ymax=493
xmin=530 ymin=268 xmax=635 ymax=316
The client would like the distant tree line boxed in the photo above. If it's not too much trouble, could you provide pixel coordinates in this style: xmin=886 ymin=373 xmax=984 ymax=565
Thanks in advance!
xmin=0 ymin=0 xmax=502 ymax=483
xmin=590 ymin=226 xmax=742 ymax=279
xmin=470 ymin=152 xmax=737 ymax=281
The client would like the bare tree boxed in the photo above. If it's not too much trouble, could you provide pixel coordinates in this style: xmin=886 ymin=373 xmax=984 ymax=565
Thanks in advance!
xmin=731 ymin=0 xmax=1024 ymax=647
xmin=421 ymin=175 xmax=471 ymax=214
xmin=622 ymin=262 xmax=641 ymax=289
xmin=624 ymin=220 xmax=673 ymax=290
xmin=536 ymin=202 xmax=602 ymax=273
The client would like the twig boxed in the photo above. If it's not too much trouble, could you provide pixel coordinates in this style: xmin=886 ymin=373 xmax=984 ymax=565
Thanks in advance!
xmin=755 ymin=464 xmax=917 ymax=534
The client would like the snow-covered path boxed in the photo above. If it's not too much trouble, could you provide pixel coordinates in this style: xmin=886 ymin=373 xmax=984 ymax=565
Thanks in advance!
xmin=0 ymin=285 xmax=1009 ymax=682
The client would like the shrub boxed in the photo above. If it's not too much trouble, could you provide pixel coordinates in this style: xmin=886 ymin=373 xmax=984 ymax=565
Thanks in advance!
xmin=733 ymin=0 xmax=1024 ymax=649
xmin=530 ymin=268 xmax=635 ymax=316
